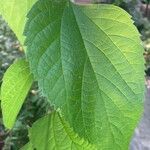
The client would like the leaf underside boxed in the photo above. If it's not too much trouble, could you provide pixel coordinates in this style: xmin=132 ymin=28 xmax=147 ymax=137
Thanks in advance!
xmin=1 ymin=59 xmax=33 ymax=129
xmin=28 ymin=111 xmax=96 ymax=150
xmin=24 ymin=0 xmax=145 ymax=149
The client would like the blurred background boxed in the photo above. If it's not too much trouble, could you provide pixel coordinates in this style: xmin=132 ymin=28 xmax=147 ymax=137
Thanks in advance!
xmin=0 ymin=0 xmax=150 ymax=149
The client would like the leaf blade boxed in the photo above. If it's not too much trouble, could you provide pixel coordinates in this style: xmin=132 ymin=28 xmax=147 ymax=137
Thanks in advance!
xmin=28 ymin=111 xmax=96 ymax=150
xmin=25 ymin=0 xmax=145 ymax=149
xmin=1 ymin=59 xmax=33 ymax=129
xmin=20 ymin=143 xmax=33 ymax=150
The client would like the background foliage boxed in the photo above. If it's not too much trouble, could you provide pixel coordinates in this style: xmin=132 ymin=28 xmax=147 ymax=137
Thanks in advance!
xmin=0 ymin=17 xmax=51 ymax=149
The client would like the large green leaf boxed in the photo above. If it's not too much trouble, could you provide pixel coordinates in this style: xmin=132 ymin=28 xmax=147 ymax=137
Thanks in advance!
xmin=1 ymin=59 xmax=33 ymax=129
xmin=28 ymin=111 xmax=95 ymax=150
xmin=0 ymin=0 xmax=37 ymax=45
xmin=25 ymin=0 xmax=145 ymax=149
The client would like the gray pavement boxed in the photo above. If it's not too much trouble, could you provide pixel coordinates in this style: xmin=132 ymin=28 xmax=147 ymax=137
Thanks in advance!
xmin=131 ymin=87 xmax=150 ymax=150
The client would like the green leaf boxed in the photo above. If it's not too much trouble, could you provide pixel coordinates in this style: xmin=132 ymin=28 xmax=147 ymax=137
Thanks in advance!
xmin=1 ymin=59 xmax=33 ymax=129
xmin=28 ymin=111 xmax=96 ymax=150
xmin=0 ymin=88 xmax=1 ymax=101
xmin=0 ymin=0 xmax=37 ymax=45
xmin=20 ymin=143 xmax=33 ymax=150
xmin=25 ymin=0 xmax=145 ymax=149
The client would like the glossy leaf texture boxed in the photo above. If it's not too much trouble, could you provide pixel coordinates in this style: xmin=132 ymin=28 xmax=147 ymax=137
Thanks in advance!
xmin=25 ymin=111 xmax=96 ymax=150
xmin=1 ymin=59 xmax=33 ymax=129
xmin=0 ymin=0 xmax=37 ymax=45
xmin=25 ymin=0 xmax=145 ymax=149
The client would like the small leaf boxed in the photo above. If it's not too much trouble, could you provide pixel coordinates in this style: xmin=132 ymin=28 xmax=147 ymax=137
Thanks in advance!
xmin=28 ymin=111 xmax=96 ymax=150
xmin=1 ymin=59 xmax=33 ymax=129
xmin=0 ymin=0 xmax=37 ymax=45
xmin=0 ymin=88 xmax=1 ymax=101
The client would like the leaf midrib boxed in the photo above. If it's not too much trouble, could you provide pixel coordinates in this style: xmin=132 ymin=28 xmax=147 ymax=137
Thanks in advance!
xmin=71 ymin=4 xmax=132 ymax=146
